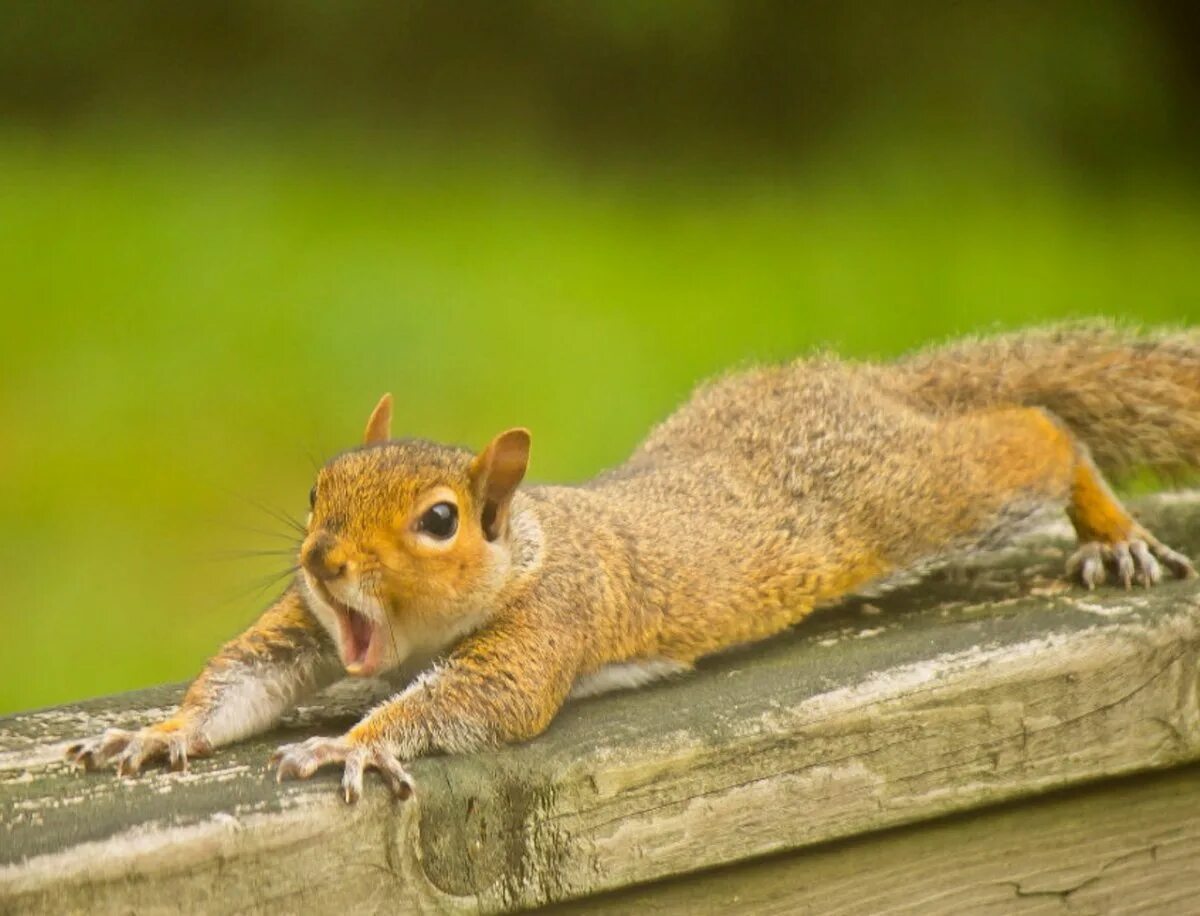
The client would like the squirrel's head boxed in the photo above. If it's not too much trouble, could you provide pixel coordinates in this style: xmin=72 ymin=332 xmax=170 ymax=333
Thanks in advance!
xmin=298 ymin=394 xmax=532 ymax=677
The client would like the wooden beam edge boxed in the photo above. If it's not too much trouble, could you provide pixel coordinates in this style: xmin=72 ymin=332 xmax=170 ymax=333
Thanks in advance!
xmin=3 ymin=495 xmax=1200 ymax=913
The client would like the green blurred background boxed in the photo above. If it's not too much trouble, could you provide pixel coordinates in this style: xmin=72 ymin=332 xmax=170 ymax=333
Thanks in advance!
xmin=3 ymin=2 xmax=1200 ymax=713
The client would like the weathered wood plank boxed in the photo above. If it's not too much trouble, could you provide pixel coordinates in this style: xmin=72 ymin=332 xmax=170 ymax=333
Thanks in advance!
xmin=3 ymin=495 xmax=1200 ymax=913
xmin=547 ymin=762 xmax=1200 ymax=915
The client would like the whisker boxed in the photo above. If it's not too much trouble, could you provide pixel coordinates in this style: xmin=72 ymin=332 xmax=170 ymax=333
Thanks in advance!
xmin=204 ymin=548 xmax=300 ymax=562
xmin=249 ymin=566 xmax=302 ymax=604
xmin=244 ymin=497 xmax=308 ymax=536
xmin=215 ymin=486 xmax=308 ymax=535
xmin=222 ymin=565 xmax=301 ymax=607
xmin=224 ymin=523 xmax=307 ymax=545
xmin=370 ymin=580 xmax=403 ymax=668
xmin=281 ymin=510 xmax=309 ymax=532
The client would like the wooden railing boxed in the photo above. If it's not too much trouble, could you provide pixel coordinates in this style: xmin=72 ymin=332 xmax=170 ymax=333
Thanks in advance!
xmin=3 ymin=494 xmax=1200 ymax=913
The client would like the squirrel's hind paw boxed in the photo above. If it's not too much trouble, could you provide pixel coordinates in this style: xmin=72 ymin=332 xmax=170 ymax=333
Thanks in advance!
xmin=271 ymin=735 xmax=413 ymax=804
xmin=1067 ymin=536 xmax=1196 ymax=590
xmin=65 ymin=723 xmax=202 ymax=776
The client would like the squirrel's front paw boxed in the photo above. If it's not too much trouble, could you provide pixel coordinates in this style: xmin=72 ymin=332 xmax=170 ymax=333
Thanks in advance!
xmin=1067 ymin=534 xmax=1197 ymax=590
xmin=271 ymin=735 xmax=414 ymax=804
xmin=66 ymin=720 xmax=208 ymax=776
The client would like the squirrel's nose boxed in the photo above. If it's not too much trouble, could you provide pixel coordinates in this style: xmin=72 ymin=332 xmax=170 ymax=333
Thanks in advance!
xmin=302 ymin=534 xmax=347 ymax=582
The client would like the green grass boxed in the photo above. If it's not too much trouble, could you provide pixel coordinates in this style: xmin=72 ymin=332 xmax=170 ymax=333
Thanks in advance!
xmin=2 ymin=131 xmax=1198 ymax=713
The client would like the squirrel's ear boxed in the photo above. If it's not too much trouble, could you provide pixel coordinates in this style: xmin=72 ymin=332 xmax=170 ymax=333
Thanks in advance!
xmin=469 ymin=428 xmax=531 ymax=541
xmin=363 ymin=393 xmax=393 ymax=445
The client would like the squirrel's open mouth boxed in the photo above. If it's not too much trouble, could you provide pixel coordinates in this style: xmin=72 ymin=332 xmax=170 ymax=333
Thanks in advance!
xmin=313 ymin=584 xmax=384 ymax=677
xmin=338 ymin=605 xmax=379 ymax=675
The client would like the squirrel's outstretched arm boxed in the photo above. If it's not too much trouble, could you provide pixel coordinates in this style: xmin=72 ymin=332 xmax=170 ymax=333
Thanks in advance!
xmin=272 ymin=608 xmax=581 ymax=802
xmin=68 ymin=587 xmax=342 ymax=774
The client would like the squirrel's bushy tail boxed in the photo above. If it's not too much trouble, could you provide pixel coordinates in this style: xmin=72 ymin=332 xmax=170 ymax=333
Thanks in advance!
xmin=886 ymin=322 xmax=1200 ymax=479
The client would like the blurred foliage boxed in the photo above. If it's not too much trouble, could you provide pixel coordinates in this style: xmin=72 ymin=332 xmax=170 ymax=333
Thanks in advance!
xmin=2 ymin=2 xmax=1199 ymax=712
xmin=3 ymin=1 xmax=1200 ymax=171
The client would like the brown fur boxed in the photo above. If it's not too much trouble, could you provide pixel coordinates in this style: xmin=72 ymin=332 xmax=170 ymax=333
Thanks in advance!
xmin=882 ymin=321 xmax=1200 ymax=479
xmin=67 ymin=322 xmax=1199 ymax=797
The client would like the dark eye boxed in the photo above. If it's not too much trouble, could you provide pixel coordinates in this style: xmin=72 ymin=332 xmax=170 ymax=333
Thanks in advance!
xmin=418 ymin=501 xmax=458 ymax=539
xmin=309 ymin=485 xmax=318 ymax=509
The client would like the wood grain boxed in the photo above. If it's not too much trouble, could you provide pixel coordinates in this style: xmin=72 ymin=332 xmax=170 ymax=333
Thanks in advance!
xmin=3 ymin=494 xmax=1200 ymax=913
xmin=549 ymin=763 xmax=1200 ymax=915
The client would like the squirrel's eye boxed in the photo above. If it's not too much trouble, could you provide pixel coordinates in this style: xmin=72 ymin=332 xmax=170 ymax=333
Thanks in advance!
xmin=309 ymin=485 xmax=318 ymax=509
xmin=418 ymin=502 xmax=458 ymax=539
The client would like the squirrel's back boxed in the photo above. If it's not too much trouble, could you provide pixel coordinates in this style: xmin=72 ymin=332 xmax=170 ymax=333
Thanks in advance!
xmin=618 ymin=321 xmax=1200 ymax=484
xmin=570 ymin=322 xmax=1200 ymax=624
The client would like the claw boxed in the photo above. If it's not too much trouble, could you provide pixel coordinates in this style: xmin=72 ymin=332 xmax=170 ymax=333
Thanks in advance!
xmin=1068 ymin=543 xmax=1106 ymax=590
xmin=342 ymin=754 xmax=364 ymax=804
xmin=1129 ymin=541 xmax=1161 ymax=587
xmin=1154 ymin=543 xmax=1197 ymax=580
xmin=168 ymin=737 xmax=189 ymax=773
xmin=117 ymin=737 xmax=149 ymax=777
xmin=66 ymin=722 xmax=202 ymax=778
xmin=274 ymin=736 xmax=348 ymax=784
xmin=271 ymin=735 xmax=414 ymax=803
xmin=376 ymin=754 xmax=415 ymax=801
xmin=275 ymin=753 xmax=307 ymax=782
xmin=66 ymin=727 xmax=134 ymax=771
xmin=1111 ymin=542 xmax=1134 ymax=590
xmin=1069 ymin=535 xmax=1192 ymax=591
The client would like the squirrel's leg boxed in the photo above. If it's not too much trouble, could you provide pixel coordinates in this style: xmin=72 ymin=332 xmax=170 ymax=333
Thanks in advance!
xmin=1063 ymin=450 xmax=1196 ymax=588
xmin=273 ymin=610 xmax=577 ymax=803
xmin=67 ymin=587 xmax=341 ymax=775
xmin=957 ymin=407 xmax=1195 ymax=589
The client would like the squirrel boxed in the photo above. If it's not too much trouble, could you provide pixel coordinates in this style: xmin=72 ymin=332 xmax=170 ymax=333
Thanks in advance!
xmin=67 ymin=322 xmax=1200 ymax=803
